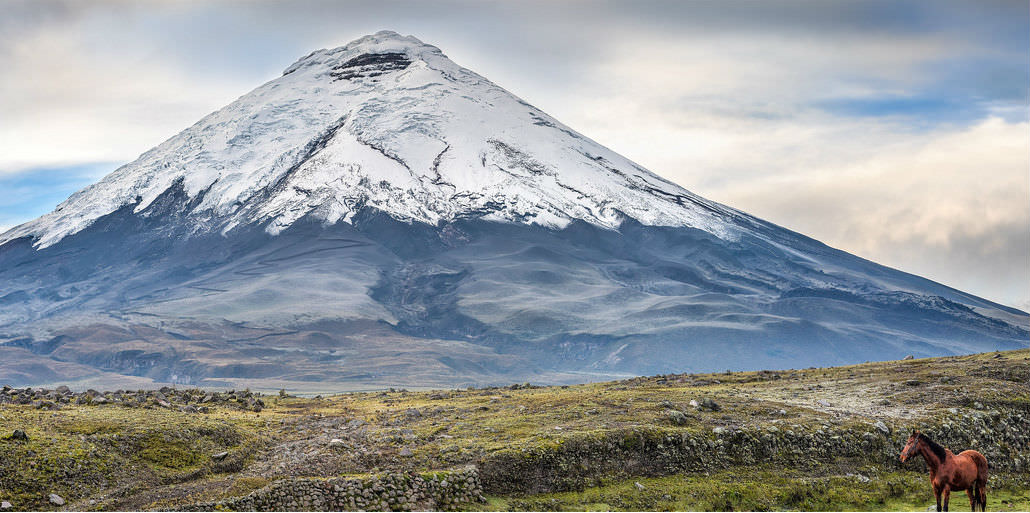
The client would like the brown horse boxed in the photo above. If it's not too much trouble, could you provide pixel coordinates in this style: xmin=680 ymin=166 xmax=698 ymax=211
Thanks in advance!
xmin=901 ymin=430 xmax=988 ymax=511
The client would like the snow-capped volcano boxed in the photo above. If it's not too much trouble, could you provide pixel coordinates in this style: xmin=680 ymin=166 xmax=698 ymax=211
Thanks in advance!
xmin=2 ymin=31 xmax=735 ymax=250
xmin=0 ymin=32 xmax=1026 ymax=390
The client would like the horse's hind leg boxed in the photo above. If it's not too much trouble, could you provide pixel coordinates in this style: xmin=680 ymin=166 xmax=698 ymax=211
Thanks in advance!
xmin=978 ymin=484 xmax=987 ymax=511
xmin=967 ymin=489 xmax=976 ymax=512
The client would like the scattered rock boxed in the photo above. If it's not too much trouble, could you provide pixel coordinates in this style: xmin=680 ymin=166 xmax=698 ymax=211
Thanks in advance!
xmin=398 ymin=447 xmax=414 ymax=457
xmin=48 ymin=494 xmax=65 ymax=506
xmin=874 ymin=421 xmax=890 ymax=435
xmin=1 ymin=501 xmax=12 ymax=510
xmin=211 ymin=451 xmax=229 ymax=461
xmin=666 ymin=409 xmax=688 ymax=425
xmin=698 ymin=398 xmax=720 ymax=411
xmin=688 ymin=399 xmax=699 ymax=408
xmin=9 ymin=430 xmax=28 ymax=441
xmin=712 ymin=426 xmax=727 ymax=435
xmin=904 ymin=379 xmax=921 ymax=387
xmin=903 ymin=355 xmax=914 ymax=360
xmin=634 ymin=482 xmax=646 ymax=491
xmin=817 ymin=399 xmax=832 ymax=407
xmin=328 ymin=439 xmax=346 ymax=449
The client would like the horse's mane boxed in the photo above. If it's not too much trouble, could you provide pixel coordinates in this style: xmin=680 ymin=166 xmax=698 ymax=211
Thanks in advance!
xmin=918 ymin=432 xmax=948 ymax=461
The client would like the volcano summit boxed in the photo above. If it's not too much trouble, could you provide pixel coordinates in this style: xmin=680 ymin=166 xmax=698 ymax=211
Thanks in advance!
xmin=0 ymin=31 xmax=1026 ymax=390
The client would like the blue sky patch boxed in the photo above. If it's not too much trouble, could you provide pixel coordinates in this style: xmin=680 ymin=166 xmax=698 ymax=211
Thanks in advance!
xmin=0 ymin=163 xmax=120 ymax=230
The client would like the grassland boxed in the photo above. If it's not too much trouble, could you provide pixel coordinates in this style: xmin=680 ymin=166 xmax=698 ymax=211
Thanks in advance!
xmin=1 ymin=349 xmax=1028 ymax=511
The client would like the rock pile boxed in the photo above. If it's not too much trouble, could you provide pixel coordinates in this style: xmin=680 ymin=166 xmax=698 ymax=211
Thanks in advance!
xmin=0 ymin=385 xmax=266 ymax=412
xmin=177 ymin=469 xmax=484 ymax=512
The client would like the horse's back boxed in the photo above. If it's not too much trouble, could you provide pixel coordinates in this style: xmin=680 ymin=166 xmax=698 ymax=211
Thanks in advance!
xmin=958 ymin=450 xmax=989 ymax=482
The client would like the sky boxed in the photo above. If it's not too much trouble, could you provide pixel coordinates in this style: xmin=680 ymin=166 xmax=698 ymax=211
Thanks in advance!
xmin=1 ymin=0 xmax=1028 ymax=311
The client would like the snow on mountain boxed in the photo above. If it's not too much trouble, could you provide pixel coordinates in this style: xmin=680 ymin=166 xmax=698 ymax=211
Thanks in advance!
xmin=1 ymin=30 xmax=739 ymax=250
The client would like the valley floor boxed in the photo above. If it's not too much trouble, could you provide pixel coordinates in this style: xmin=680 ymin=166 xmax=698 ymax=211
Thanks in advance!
xmin=0 ymin=349 xmax=1027 ymax=511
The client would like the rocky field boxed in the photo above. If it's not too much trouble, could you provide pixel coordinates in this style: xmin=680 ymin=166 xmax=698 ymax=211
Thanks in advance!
xmin=0 ymin=349 xmax=1028 ymax=511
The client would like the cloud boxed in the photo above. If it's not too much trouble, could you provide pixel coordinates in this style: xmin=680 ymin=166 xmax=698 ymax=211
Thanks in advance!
xmin=0 ymin=4 xmax=264 ymax=174
xmin=680 ymin=117 xmax=1028 ymax=310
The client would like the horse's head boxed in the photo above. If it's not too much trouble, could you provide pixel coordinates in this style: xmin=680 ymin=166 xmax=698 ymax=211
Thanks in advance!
xmin=900 ymin=429 xmax=921 ymax=462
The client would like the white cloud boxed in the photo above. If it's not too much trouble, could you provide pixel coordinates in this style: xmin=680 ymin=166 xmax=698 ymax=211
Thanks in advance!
xmin=0 ymin=17 xmax=252 ymax=174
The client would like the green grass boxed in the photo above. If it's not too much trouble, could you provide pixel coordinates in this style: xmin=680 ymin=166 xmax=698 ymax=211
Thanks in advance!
xmin=0 ymin=403 xmax=266 ymax=509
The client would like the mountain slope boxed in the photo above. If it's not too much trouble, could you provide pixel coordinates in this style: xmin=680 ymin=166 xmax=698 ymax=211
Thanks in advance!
xmin=0 ymin=31 xmax=1026 ymax=389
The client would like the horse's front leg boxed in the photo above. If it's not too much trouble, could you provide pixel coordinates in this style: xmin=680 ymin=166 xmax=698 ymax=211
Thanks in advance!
xmin=935 ymin=485 xmax=943 ymax=512
xmin=942 ymin=485 xmax=951 ymax=512
xmin=967 ymin=489 xmax=976 ymax=512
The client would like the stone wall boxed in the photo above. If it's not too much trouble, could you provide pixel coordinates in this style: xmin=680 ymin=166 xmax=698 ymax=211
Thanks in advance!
xmin=480 ymin=409 xmax=1030 ymax=494
xmin=176 ymin=469 xmax=484 ymax=512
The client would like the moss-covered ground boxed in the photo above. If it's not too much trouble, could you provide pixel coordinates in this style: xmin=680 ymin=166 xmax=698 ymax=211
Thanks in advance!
xmin=1 ymin=349 xmax=1027 ymax=511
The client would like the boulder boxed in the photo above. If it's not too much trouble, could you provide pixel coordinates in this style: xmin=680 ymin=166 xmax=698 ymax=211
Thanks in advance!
xmin=666 ymin=410 xmax=688 ymax=425
xmin=9 ymin=430 xmax=28 ymax=441
xmin=48 ymin=494 xmax=65 ymax=506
